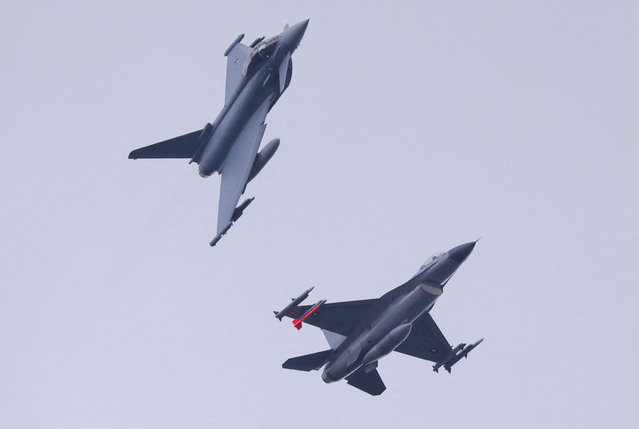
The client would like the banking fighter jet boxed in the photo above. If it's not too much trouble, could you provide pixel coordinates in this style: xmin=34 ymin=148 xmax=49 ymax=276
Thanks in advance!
xmin=274 ymin=241 xmax=483 ymax=396
xmin=129 ymin=20 xmax=309 ymax=246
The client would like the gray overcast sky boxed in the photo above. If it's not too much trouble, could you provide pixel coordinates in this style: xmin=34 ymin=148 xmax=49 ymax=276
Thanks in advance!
xmin=1 ymin=0 xmax=638 ymax=428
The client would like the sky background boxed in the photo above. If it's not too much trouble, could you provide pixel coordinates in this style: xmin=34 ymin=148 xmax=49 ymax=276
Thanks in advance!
xmin=1 ymin=0 xmax=638 ymax=427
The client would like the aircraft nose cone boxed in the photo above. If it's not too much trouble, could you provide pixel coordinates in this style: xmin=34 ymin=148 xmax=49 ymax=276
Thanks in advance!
xmin=294 ymin=18 xmax=310 ymax=35
xmin=448 ymin=241 xmax=476 ymax=262
xmin=286 ymin=19 xmax=309 ymax=47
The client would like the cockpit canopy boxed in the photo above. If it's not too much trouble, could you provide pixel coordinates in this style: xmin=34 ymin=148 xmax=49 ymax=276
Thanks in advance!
xmin=243 ymin=36 xmax=279 ymax=76
xmin=420 ymin=253 xmax=443 ymax=269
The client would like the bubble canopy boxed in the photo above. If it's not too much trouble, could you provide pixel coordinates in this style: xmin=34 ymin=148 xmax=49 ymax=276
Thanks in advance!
xmin=243 ymin=36 xmax=279 ymax=76
xmin=420 ymin=253 xmax=443 ymax=269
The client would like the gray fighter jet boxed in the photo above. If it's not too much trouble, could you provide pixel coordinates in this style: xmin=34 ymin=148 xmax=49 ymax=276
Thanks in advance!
xmin=275 ymin=241 xmax=483 ymax=396
xmin=129 ymin=20 xmax=309 ymax=246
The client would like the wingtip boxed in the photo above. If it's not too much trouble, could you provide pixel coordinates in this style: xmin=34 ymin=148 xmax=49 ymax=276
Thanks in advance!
xmin=210 ymin=223 xmax=233 ymax=247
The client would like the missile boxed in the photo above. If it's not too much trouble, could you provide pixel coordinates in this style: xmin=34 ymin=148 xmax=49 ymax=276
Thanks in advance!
xmin=459 ymin=338 xmax=484 ymax=359
xmin=293 ymin=299 xmax=326 ymax=330
xmin=433 ymin=343 xmax=465 ymax=373
xmin=433 ymin=339 xmax=483 ymax=373
xmin=444 ymin=357 xmax=463 ymax=373
xmin=249 ymin=36 xmax=265 ymax=48
xmin=224 ymin=33 xmax=245 ymax=56
xmin=274 ymin=286 xmax=314 ymax=321
xmin=231 ymin=197 xmax=255 ymax=222
xmin=209 ymin=222 xmax=232 ymax=247
xmin=209 ymin=198 xmax=255 ymax=246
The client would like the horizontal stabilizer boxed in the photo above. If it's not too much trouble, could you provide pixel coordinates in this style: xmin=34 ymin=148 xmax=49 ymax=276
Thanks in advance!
xmin=345 ymin=365 xmax=386 ymax=396
xmin=282 ymin=349 xmax=332 ymax=372
xmin=129 ymin=129 xmax=203 ymax=159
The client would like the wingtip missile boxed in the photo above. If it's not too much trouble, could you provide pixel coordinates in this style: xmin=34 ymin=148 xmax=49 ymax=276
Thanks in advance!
xmin=433 ymin=338 xmax=484 ymax=373
xmin=274 ymin=286 xmax=315 ymax=320
xmin=461 ymin=338 xmax=484 ymax=359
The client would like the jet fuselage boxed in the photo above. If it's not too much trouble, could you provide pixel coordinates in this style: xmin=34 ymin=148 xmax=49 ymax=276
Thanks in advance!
xmin=197 ymin=22 xmax=305 ymax=177
xmin=321 ymin=242 xmax=475 ymax=383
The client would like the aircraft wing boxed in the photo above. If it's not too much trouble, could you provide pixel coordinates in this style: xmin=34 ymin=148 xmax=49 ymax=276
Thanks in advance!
xmin=283 ymin=299 xmax=381 ymax=337
xmin=215 ymin=98 xmax=270 ymax=236
xmin=225 ymin=43 xmax=252 ymax=104
xmin=394 ymin=312 xmax=452 ymax=364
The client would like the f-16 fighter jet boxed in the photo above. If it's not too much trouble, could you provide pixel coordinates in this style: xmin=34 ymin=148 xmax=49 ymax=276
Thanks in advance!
xmin=275 ymin=241 xmax=483 ymax=396
xmin=129 ymin=20 xmax=309 ymax=246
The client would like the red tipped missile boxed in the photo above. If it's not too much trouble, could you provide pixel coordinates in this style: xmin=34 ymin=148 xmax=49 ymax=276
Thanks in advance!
xmin=293 ymin=300 xmax=326 ymax=330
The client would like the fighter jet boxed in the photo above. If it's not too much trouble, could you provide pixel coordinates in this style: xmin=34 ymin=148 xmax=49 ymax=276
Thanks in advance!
xmin=274 ymin=241 xmax=483 ymax=396
xmin=128 ymin=20 xmax=309 ymax=246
